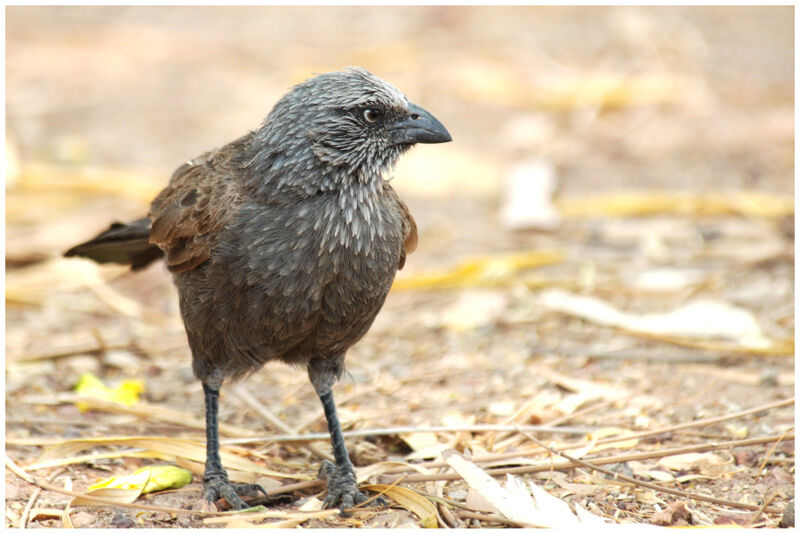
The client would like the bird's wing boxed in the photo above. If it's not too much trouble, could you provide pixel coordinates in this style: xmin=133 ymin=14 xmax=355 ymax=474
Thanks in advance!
xmin=383 ymin=181 xmax=417 ymax=270
xmin=148 ymin=139 xmax=246 ymax=274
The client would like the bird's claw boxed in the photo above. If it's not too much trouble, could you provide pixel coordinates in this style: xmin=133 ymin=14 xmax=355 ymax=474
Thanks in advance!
xmin=318 ymin=459 xmax=381 ymax=516
xmin=204 ymin=477 xmax=268 ymax=510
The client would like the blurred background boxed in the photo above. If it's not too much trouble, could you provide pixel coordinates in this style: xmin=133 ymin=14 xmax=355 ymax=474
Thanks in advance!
xmin=6 ymin=6 xmax=794 ymax=528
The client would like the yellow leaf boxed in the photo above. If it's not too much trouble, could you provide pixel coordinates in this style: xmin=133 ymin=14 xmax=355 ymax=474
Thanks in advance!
xmin=393 ymin=250 xmax=564 ymax=291
xmin=88 ymin=465 xmax=192 ymax=494
xmin=74 ymin=372 xmax=143 ymax=411
xmin=362 ymin=484 xmax=438 ymax=528
xmin=14 ymin=162 xmax=162 ymax=204
xmin=557 ymin=191 xmax=793 ymax=218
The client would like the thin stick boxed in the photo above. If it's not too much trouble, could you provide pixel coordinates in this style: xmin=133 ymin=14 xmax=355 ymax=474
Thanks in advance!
xmin=457 ymin=510 xmax=536 ymax=528
xmin=516 ymin=429 xmax=784 ymax=515
xmin=268 ymin=479 xmax=325 ymax=496
xmin=434 ymin=470 xmax=459 ymax=528
xmin=19 ymin=488 xmax=41 ymax=527
xmin=417 ymin=490 xmax=478 ymax=511
xmin=19 ymin=467 xmax=65 ymax=528
xmin=746 ymin=491 xmax=780 ymax=528
xmin=6 ymin=455 xmax=35 ymax=483
xmin=231 ymin=384 xmax=333 ymax=462
xmin=378 ymin=433 xmax=793 ymax=486
xmin=375 ymin=397 xmax=794 ymax=475
xmin=220 ymin=423 xmax=590 ymax=446
xmin=23 ymin=395 xmax=257 ymax=437
xmin=12 ymin=341 xmax=133 ymax=362
xmin=758 ymin=426 xmax=793 ymax=475
xmin=580 ymin=397 xmax=793 ymax=451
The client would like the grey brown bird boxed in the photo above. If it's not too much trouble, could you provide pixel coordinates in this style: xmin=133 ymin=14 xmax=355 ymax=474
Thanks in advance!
xmin=65 ymin=67 xmax=451 ymax=511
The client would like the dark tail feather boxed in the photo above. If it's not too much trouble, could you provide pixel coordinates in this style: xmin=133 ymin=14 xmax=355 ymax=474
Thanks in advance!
xmin=64 ymin=218 xmax=164 ymax=270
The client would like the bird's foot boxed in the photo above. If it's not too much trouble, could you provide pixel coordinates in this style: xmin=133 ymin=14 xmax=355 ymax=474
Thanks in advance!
xmin=318 ymin=459 xmax=385 ymax=515
xmin=204 ymin=475 xmax=268 ymax=511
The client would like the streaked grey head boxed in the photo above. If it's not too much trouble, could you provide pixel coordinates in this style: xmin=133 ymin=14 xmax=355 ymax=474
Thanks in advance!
xmin=249 ymin=67 xmax=451 ymax=194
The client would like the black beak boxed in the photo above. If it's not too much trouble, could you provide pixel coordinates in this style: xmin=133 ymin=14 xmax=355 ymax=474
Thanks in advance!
xmin=389 ymin=102 xmax=452 ymax=146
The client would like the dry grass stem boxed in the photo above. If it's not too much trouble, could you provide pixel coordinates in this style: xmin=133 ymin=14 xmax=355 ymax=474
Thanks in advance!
xmin=517 ymin=429 xmax=785 ymax=514
xmin=379 ymin=433 xmax=793 ymax=485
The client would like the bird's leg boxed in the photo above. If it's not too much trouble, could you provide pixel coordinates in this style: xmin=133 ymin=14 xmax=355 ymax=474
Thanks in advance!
xmin=202 ymin=383 xmax=267 ymax=510
xmin=309 ymin=357 xmax=374 ymax=514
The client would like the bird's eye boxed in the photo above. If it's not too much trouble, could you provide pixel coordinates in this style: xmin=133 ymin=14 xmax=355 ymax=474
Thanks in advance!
xmin=363 ymin=108 xmax=381 ymax=123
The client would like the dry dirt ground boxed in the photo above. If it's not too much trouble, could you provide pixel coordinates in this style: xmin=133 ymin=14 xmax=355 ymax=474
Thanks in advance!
xmin=5 ymin=6 xmax=794 ymax=528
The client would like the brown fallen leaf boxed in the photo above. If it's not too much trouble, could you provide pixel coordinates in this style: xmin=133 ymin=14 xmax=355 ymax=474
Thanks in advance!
xmin=652 ymin=501 xmax=691 ymax=526
xmin=658 ymin=452 xmax=735 ymax=476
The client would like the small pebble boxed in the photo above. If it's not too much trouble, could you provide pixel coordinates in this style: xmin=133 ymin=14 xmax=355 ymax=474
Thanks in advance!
xmin=111 ymin=512 xmax=134 ymax=528
xmin=70 ymin=511 xmax=95 ymax=528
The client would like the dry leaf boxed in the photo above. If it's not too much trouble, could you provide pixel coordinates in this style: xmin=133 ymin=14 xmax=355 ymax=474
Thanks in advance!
xmin=645 ymin=471 xmax=675 ymax=482
xmin=652 ymin=501 xmax=691 ymax=526
xmin=88 ymin=465 xmax=192 ymax=494
xmin=442 ymin=450 xmax=605 ymax=527
xmin=362 ymin=484 xmax=438 ymax=528
xmin=659 ymin=452 xmax=735 ymax=476
xmin=297 ymin=497 xmax=324 ymax=511
xmin=466 ymin=488 xmax=499 ymax=513
xmin=400 ymin=432 xmax=439 ymax=452
xmin=70 ymin=487 xmax=143 ymax=507
xmin=540 ymin=289 xmax=777 ymax=351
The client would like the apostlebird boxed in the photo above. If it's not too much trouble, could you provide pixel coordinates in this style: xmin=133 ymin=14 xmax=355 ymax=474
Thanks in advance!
xmin=65 ymin=67 xmax=451 ymax=511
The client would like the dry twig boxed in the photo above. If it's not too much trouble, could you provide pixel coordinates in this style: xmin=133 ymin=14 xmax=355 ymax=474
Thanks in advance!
xmin=516 ymin=429 xmax=785 ymax=515
xmin=379 ymin=433 xmax=793 ymax=486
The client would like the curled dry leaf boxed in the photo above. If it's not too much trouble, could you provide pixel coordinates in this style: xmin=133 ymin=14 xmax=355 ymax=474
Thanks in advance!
xmin=362 ymin=484 xmax=438 ymax=528
xmin=652 ymin=500 xmax=692 ymax=526
xmin=658 ymin=452 xmax=735 ymax=476
xmin=70 ymin=486 xmax=143 ymax=507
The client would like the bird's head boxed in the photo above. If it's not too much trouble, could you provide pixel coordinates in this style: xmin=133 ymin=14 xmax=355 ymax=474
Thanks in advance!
xmin=250 ymin=67 xmax=451 ymax=191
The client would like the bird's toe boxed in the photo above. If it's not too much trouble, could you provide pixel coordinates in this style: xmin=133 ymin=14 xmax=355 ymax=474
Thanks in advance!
xmin=204 ymin=478 xmax=268 ymax=510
